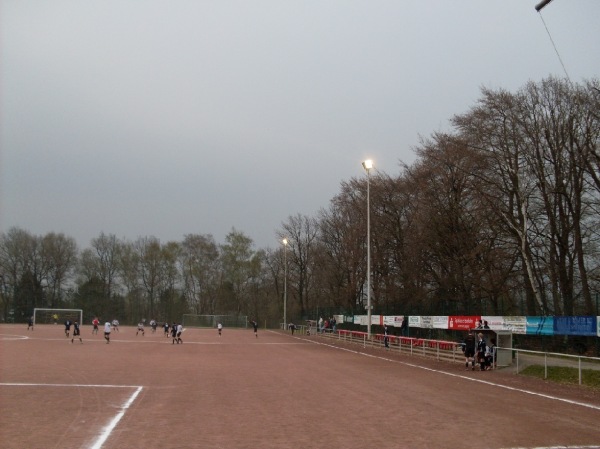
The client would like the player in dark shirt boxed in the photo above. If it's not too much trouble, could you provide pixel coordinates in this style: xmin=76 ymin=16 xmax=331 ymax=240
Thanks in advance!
xmin=71 ymin=321 xmax=82 ymax=344
xmin=464 ymin=330 xmax=476 ymax=371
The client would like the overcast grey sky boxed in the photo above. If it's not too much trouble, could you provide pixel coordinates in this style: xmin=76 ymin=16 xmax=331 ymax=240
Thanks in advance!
xmin=1 ymin=1 xmax=599 ymax=250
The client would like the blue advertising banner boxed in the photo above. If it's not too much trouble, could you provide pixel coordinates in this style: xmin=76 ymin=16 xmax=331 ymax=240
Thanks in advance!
xmin=553 ymin=316 xmax=597 ymax=336
xmin=526 ymin=316 xmax=554 ymax=335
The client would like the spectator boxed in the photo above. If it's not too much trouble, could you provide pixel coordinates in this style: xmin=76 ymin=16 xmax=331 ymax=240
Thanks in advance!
xmin=476 ymin=333 xmax=487 ymax=371
xmin=485 ymin=338 xmax=497 ymax=370
xmin=383 ymin=325 xmax=390 ymax=349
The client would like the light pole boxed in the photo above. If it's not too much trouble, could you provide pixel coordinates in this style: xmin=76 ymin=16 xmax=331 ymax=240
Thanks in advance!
xmin=362 ymin=159 xmax=373 ymax=338
xmin=283 ymin=238 xmax=288 ymax=331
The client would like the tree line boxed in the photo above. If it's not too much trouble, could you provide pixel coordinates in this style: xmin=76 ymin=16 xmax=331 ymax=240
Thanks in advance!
xmin=1 ymin=77 xmax=599 ymax=326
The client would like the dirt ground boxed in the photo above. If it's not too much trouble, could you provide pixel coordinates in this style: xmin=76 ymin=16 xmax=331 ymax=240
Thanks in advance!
xmin=1 ymin=324 xmax=599 ymax=449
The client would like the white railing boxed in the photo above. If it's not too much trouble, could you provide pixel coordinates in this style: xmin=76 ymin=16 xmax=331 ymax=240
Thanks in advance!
xmin=313 ymin=329 xmax=464 ymax=363
xmin=506 ymin=347 xmax=600 ymax=385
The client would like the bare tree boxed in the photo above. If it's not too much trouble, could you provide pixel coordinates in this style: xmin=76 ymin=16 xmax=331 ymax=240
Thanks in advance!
xmin=277 ymin=214 xmax=319 ymax=320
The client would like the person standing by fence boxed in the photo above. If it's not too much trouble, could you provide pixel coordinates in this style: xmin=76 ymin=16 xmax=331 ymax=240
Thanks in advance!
xmin=476 ymin=333 xmax=487 ymax=371
xmin=464 ymin=330 xmax=476 ymax=371
xmin=384 ymin=325 xmax=390 ymax=349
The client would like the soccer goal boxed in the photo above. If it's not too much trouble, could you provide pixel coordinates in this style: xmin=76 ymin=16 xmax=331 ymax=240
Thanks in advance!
xmin=33 ymin=308 xmax=83 ymax=325
xmin=182 ymin=314 xmax=248 ymax=328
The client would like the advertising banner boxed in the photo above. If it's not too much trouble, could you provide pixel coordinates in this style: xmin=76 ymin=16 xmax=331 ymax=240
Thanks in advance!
xmin=420 ymin=316 xmax=433 ymax=329
xmin=354 ymin=315 xmax=367 ymax=325
xmin=433 ymin=316 xmax=449 ymax=329
xmin=526 ymin=316 xmax=554 ymax=335
xmin=480 ymin=316 xmax=505 ymax=331
xmin=598 ymin=317 xmax=600 ymax=337
xmin=384 ymin=316 xmax=405 ymax=328
xmin=408 ymin=316 xmax=421 ymax=328
xmin=502 ymin=316 xmax=526 ymax=334
xmin=448 ymin=316 xmax=479 ymax=330
xmin=553 ymin=316 xmax=597 ymax=336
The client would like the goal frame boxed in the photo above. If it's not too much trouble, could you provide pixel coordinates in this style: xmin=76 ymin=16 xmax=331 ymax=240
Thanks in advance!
xmin=182 ymin=314 xmax=248 ymax=329
xmin=33 ymin=308 xmax=83 ymax=326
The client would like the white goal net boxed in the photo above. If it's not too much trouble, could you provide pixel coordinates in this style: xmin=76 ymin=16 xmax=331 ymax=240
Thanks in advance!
xmin=33 ymin=308 xmax=83 ymax=325
xmin=182 ymin=314 xmax=248 ymax=328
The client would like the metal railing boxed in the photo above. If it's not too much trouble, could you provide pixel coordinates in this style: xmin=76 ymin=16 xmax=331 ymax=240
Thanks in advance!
xmin=314 ymin=329 xmax=464 ymax=363
xmin=506 ymin=347 xmax=600 ymax=385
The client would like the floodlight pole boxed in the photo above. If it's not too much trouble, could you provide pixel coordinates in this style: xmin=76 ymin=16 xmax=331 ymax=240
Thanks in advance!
xmin=362 ymin=159 xmax=373 ymax=338
xmin=283 ymin=238 xmax=288 ymax=331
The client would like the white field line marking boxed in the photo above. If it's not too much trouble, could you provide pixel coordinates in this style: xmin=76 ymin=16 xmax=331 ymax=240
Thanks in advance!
xmin=89 ymin=386 xmax=143 ymax=449
xmin=0 ymin=382 xmax=143 ymax=449
xmin=502 ymin=446 xmax=600 ymax=449
xmin=1 ymin=382 xmax=141 ymax=388
xmin=306 ymin=338 xmax=600 ymax=412
xmin=0 ymin=334 xmax=29 ymax=340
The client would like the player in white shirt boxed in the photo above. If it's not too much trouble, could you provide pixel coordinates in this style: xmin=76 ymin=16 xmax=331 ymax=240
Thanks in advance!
xmin=176 ymin=323 xmax=183 ymax=344
xmin=217 ymin=322 xmax=223 ymax=337
xmin=104 ymin=322 xmax=111 ymax=344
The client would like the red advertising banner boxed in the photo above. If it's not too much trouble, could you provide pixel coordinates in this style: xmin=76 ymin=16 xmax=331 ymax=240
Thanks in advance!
xmin=448 ymin=316 xmax=480 ymax=330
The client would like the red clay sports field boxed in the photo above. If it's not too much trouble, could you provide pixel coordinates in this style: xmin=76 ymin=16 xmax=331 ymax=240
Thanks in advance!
xmin=1 ymin=324 xmax=599 ymax=449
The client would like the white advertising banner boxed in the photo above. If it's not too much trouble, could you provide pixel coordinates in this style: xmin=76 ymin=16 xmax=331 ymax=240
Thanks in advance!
xmin=481 ymin=316 xmax=504 ymax=330
xmin=408 ymin=316 xmax=421 ymax=327
xmin=501 ymin=316 xmax=527 ymax=334
xmin=420 ymin=316 xmax=433 ymax=329
xmin=354 ymin=315 xmax=381 ymax=326
xmin=597 ymin=316 xmax=600 ymax=337
xmin=433 ymin=316 xmax=449 ymax=329
xmin=384 ymin=316 xmax=405 ymax=328
xmin=354 ymin=315 xmax=367 ymax=325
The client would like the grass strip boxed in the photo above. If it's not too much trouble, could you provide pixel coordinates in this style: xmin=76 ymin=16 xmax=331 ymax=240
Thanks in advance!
xmin=520 ymin=365 xmax=600 ymax=390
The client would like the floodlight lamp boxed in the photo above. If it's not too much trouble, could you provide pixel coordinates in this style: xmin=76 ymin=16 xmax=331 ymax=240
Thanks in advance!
xmin=362 ymin=159 xmax=374 ymax=171
xmin=282 ymin=238 xmax=288 ymax=246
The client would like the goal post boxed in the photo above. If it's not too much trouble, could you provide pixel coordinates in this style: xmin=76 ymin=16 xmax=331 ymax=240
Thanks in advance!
xmin=33 ymin=308 xmax=83 ymax=326
xmin=182 ymin=314 xmax=248 ymax=328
